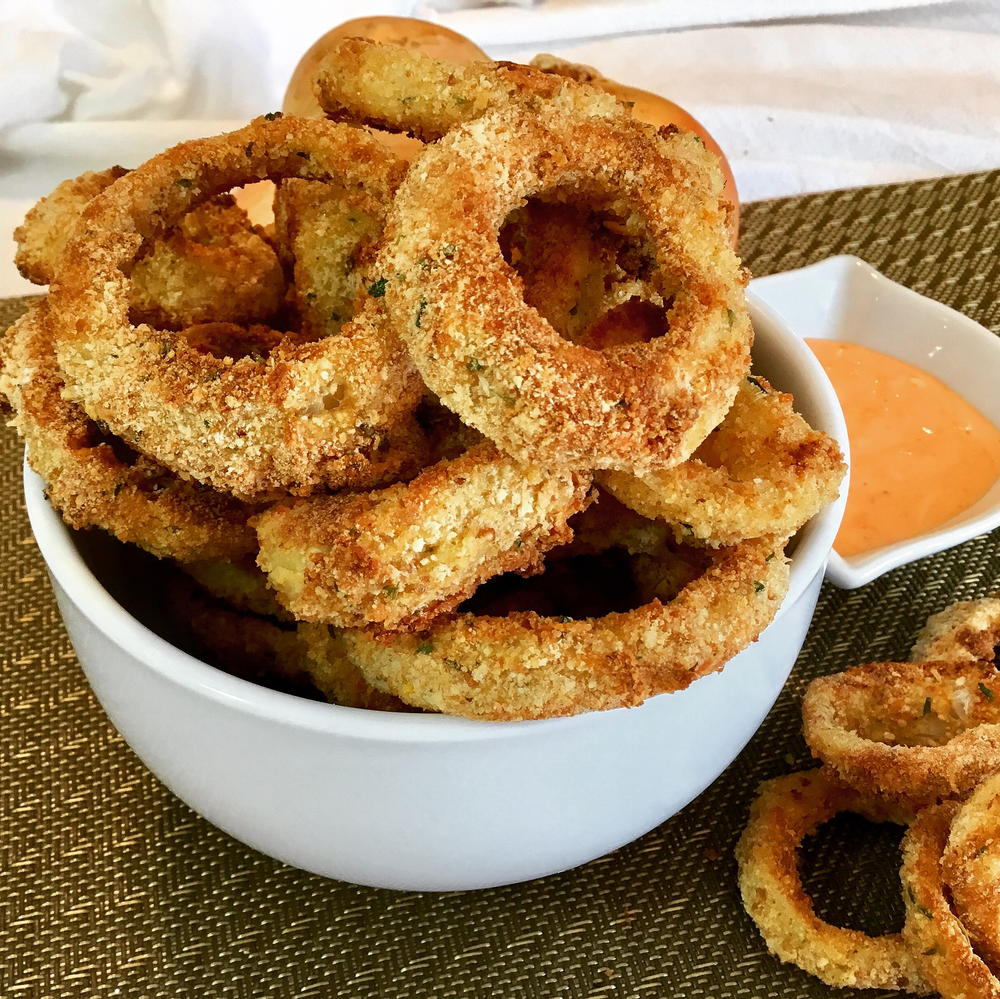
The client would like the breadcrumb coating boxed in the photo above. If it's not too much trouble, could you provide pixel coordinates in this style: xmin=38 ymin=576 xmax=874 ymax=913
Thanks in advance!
xmin=336 ymin=536 xmax=788 ymax=720
xmin=254 ymin=441 xmax=594 ymax=629
xmin=377 ymin=104 xmax=750 ymax=474
xmin=736 ymin=770 xmax=927 ymax=992
xmin=599 ymin=376 xmax=846 ymax=546
xmin=0 ymin=301 xmax=257 ymax=562
xmin=912 ymin=596 xmax=1000 ymax=665
xmin=802 ymin=660 xmax=1000 ymax=811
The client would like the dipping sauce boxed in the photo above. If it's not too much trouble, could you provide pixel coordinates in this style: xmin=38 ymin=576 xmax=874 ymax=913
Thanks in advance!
xmin=807 ymin=339 xmax=1000 ymax=558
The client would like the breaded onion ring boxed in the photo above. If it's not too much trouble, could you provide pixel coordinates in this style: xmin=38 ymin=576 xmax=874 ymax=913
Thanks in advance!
xmin=15 ymin=169 xmax=285 ymax=328
xmin=182 ymin=556 xmax=290 ymax=621
xmin=0 ymin=302 xmax=256 ymax=562
xmin=599 ymin=376 xmax=846 ymax=546
xmin=314 ymin=38 xmax=621 ymax=142
xmin=271 ymin=177 xmax=384 ymax=337
xmin=736 ymin=770 xmax=927 ymax=992
xmin=802 ymin=660 xmax=1000 ymax=811
xmin=902 ymin=801 xmax=1000 ymax=999
xmin=335 ymin=536 xmax=788 ymax=720
xmin=253 ymin=441 xmax=594 ymax=630
xmin=377 ymin=105 xmax=750 ymax=474
xmin=170 ymin=578 xmax=408 ymax=711
xmin=50 ymin=115 xmax=421 ymax=500
xmin=912 ymin=596 xmax=1000 ymax=665
xmin=942 ymin=772 xmax=1000 ymax=973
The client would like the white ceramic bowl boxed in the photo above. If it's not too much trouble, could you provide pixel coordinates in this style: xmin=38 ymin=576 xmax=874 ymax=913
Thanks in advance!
xmin=24 ymin=293 xmax=847 ymax=892
xmin=753 ymin=255 xmax=1000 ymax=589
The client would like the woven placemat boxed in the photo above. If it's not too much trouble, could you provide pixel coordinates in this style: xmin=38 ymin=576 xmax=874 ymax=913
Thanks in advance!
xmin=2 ymin=170 xmax=998 ymax=999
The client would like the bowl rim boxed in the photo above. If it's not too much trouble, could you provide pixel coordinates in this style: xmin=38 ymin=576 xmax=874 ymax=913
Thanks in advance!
xmin=23 ymin=292 xmax=847 ymax=741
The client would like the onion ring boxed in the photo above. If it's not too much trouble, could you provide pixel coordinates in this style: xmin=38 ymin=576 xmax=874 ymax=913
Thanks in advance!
xmin=182 ymin=556 xmax=291 ymax=621
xmin=912 ymin=596 xmax=1000 ymax=665
xmin=942 ymin=772 xmax=1000 ymax=973
xmin=253 ymin=441 xmax=594 ymax=630
xmin=736 ymin=769 xmax=927 ymax=992
xmin=50 ymin=115 xmax=421 ymax=500
xmin=0 ymin=301 xmax=257 ymax=562
xmin=15 ymin=169 xmax=285 ymax=328
xmin=902 ymin=801 xmax=1000 ymax=998
xmin=314 ymin=38 xmax=622 ymax=142
xmin=599 ymin=375 xmax=846 ymax=546
xmin=334 ymin=535 xmax=788 ymax=720
xmin=377 ymin=104 xmax=750 ymax=474
xmin=802 ymin=660 xmax=1000 ymax=811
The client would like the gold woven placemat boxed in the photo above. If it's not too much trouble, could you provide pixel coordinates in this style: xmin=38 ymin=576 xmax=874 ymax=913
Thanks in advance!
xmin=2 ymin=170 xmax=999 ymax=999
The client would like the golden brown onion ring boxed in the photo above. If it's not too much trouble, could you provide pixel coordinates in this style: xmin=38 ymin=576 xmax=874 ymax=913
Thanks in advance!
xmin=736 ymin=769 xmax=927 ymax=992
xmin=599 ymin=376 xmax=846 ymax=546
xmin=335 ymin=535 xmax=788 ymax=720
xmin=942 ymin=772 xmax=1000 ymax=973
xmin=0 ymin=301 xmax=257 ymax=562
xmin=253 ymin=442 xmax=594 ymax=630
xmin=15 ymin=169 xmax=285 ymax=328
xmin=314 ymin=38 xmax=621 ymax=142
xmin=802 ymin=660 xmax=1000 ymax=811
xmin=50 ymin=115 xmax=421 ymax=500
xmin=912 ymin=596 xmax=1000 ymax=665
xmin=377 ymin=105 xmax=750 ymax=475
xmin=902 ymin=801 xmax=1000 ymax=998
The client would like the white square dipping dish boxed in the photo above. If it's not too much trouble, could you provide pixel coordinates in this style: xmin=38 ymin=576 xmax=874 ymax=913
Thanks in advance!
xmin=752 ymin=254 xmax=1000 ymax=589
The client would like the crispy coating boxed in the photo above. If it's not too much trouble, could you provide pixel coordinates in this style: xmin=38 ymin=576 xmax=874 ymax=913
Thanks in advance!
xmin=314 ymin=38 xmax=622 ymax=142
xmin=377 ymin=105 xmax=750 ymax=474
xmin=902 ymin=802 xmax=1000 ymax=998
xmin=802 ymin=661 xmax=1000 ymax=811
xmin=271 ymin=177 xmax=385 ymax=337
xmin=254 ymin=442 xmax=595 ymax=629
xmin=15 ymin=169 xmax=285 ymax=327
xmin=182 ymin=556 xmax=290 ymax=620
xmin=335 ymin=536 xmax=788 ymax=720
xmin=599 ymin=376 xmax=846 ymax=546
xmin=736 ymin=770 xmax=927 ymax=992
xmin=912 ymin=596 xmax=1000 ymax=665
xmin=170 ymin=578 xmax=408 ymax=710
xmin=50 ymin=115 xmax=422 ymax=500
xmin=942 ymin=772 xmax=1000 ymax=974
xmin=0 ymin=301 xmax=256 ymax=562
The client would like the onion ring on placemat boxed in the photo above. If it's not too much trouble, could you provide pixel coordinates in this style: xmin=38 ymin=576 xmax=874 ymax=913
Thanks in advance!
xmin=912 ymin=596 xmax=1000 ymax=664
xmin=942 ymin=772 xmax=1000 ymax=974
xmin=902 ymin=801 xmax=1000 ymax=998
xmin=802 ymin=660 xmax=1000 ymax=811
xmin=599 ymin=375 xmax=845 ymax=546
xmin=253 ymin=441 xmax=594 ymax=630
xmin=50 ymin=115 xmax=421 ymax=500
xmin=736 ymin=769 xmax=927 ymax=992
xmin=377 ymin=105 xmax=749 ymax=474
xmin=0 ymin=301 xmax=256 ymax=563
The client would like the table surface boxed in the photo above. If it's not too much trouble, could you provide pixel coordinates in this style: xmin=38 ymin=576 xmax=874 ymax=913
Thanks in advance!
xmin=2 ymin=169 xmax=998 ymax=998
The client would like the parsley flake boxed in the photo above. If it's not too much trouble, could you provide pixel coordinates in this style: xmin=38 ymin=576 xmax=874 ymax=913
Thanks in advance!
xmin=367 ymin=277 xmax=388 ymax=298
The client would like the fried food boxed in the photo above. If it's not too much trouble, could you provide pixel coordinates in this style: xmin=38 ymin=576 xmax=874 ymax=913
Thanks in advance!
xmin=182 ymin=555 xmax=290 ymax=620
xmin=0 ymin=301 xmax=256 ymax=562
xmin=50 ymin=115 xmax=422 ymax=500
xmin=912 ymin=596 xmax=1000 ymax=664
xmin=736 ymin=770 xmax=927 ymax=992
xmin=335 ymin=535 xmax=788 ymax=720
xmin=802 ymin=660 xmax=1000 ymax=811
xmin=314 ymin=37 xmax=621 ymax=142
xmin=902 ymin=801 xmax=1000 ymax=999
xmin=271 ymin=177 xmax=384 ymax=337
xmin=378 ymin=104 xmax=750 ymax=475
xmin=599 ymin=376 xmax=846 ymax=546
xmin=942 ymin=772 xmax=1000 ymax=974
xmin=253 ymin=442 xmax=594 ymax=629
xmin=15 ymin=169 xmax=285 ymax=328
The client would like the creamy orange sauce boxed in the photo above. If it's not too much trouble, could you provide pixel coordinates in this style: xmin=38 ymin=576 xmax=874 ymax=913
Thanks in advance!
xmin=807 ymin=339 xmax=1000 ymax=558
